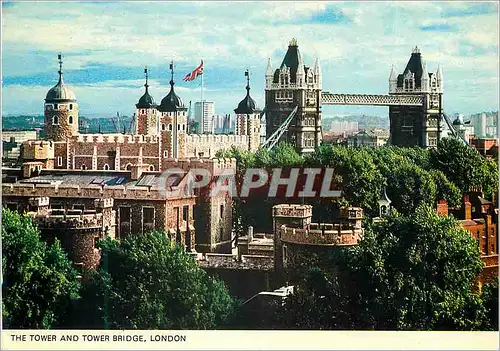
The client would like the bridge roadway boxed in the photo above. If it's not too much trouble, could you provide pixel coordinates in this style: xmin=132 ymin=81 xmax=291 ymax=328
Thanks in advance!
xmin=321 ymin=92 xmax=424 ymax=107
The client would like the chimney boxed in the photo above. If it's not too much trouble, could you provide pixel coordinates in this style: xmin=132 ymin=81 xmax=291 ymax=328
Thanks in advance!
xmin=436 ymin=200 xmax=448 ymax=217
xmin=130 ymin=164 xmax=148 ymax=180
xmin=463 ymin=195 xmax=472 ymax=220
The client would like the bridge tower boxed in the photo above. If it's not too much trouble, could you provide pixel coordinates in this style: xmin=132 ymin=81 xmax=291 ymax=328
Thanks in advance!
xmin=388 ymin=46 xmax=444 ymax=148
xmin=265 ymin=39 xmax=322 ymax=155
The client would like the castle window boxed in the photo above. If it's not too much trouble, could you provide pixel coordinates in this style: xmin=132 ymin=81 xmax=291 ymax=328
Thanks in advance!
xmin=54 ymin=104 xmax=58 ymax=110
xmin=141 ymin=109 xmax=145 ymax=114
xmin=81 ymin=164 xmax=87 ymax=170
xmin=168 ymin=124 xmax=172 ymax=131
xmin=162 ymin=124 xmax=166 ymax=131
xmin=53 ymin=116 xmax=59 ymax=125
xmin=69 ymin=104 xmax=73 ymax=110
xmin=69 ymin=116 xmax=73 ymax=124
xmin=164 ymin=150 xmax=168 ymax=158
xmin=220 ymin=204 xmax=224 ymax=219
xmin=178 ymin=124 xmax=181 ymax=131
xmin=57 ymin=156 xmax=63 ymax=167
xmin=182 ymin=124 xmax=185 ymax=131
xmin=283 ymin=245 xmax=288 ymax=263
xmin=103 ymin=164 xmax=110 ymax=170
xmin=125 ymin=163 xmax=132 ymax=171
xmin=149 ymin=165 xmax=154 ymax=171
xmin=183 ymin=205 xmax=189 ymax=221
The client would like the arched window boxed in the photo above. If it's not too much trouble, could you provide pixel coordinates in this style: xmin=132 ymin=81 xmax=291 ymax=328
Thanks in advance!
xmin=149 ymin=165 xmax=154 ymax=171
xmin=81 ymin=164 xmax=87 ymax=170
xmin=162 ymin=124 xmax=166 ymax=131
xmin=69 ymin=104 xmax=73 ymax=110
xmin=126 ymin=163 xmax=132 ymax=171
xmin=168 ymin=124 xmax=172 ymax=131
xmin=68 ymin=116 xmax=73 ymax=124
xmin=103 ymin=164 xmax=110 ymax=170
xmin=52 ymin=116 xmax=59 ymax=125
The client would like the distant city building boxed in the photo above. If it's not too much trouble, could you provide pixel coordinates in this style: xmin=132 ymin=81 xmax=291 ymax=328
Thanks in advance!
xmin=329 ymin=121 xmax=359 ymax=136
xmin=347 ymin=128 xmax=389 ymax=148
xmin=194 ymin=101 xmax=215 ymax=134
xmin=1 ymin=130 xmax=38 ymax=143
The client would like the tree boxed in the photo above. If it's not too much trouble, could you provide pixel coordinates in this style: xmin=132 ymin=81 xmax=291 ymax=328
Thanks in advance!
xmin=481 ymin=280 xmax=499 ymax=330
xmin=430 ymin=137 xmax=498 ymax=199
xmin=385 ymin=160 xmax=437 ymax=215
xmin=1 ymin=208 xmax=80 ymax=329
xmin=73 ymin=232 xmax=235 ymax=329
xmin=281 ymin=205 xmax=490 ymax=330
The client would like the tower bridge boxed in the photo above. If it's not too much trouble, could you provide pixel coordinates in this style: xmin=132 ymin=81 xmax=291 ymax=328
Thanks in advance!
xmin=264 ymin=40 xmax=449 ymax=154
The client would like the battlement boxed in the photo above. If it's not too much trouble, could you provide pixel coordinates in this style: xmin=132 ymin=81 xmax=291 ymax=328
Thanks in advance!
xmin=33 ymin=210 xmax=111 ymax=231
xmin=75 ymin=133 xmax=159 ymax=144
xmin=165 ymin=157 xmax=237 ymax=176
xmin=196 ymin=252 xmax=274 ymax=271
xmin=339 ymin=206 xmax=364 ymax=220
xmin=22 ymin=140 xmax=55 ymax=160
xmin=186 ymin=134 xmax=248 ymax=145
xmin=2 ymin=181 xmax=190 ymax=201
xmin=272 ymin=204 xmax=313 ymax=219
xmin=280 ymin=225 xmax=362 ymax=246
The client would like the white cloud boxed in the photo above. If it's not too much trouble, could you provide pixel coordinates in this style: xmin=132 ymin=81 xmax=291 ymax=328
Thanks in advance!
xmin=2 ymin=1 xmax=498 ymax=117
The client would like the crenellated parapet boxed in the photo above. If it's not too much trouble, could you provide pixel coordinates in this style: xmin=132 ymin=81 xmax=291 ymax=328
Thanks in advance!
xmin=165 ymin=157 xmax=237 ymax=177
xmin=75 ymin=134 xmax=160 ymax=144
xmin=280 ymin=223 xmax=362 ymax=246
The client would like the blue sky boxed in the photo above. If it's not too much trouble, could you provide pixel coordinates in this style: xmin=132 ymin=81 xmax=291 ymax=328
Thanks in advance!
xmin=2 ymin=1 xmax=498 ymax=118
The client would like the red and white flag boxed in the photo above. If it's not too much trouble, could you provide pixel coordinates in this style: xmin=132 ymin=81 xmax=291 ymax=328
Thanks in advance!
xmin=183 ymin=60 xmax=204 ymax=81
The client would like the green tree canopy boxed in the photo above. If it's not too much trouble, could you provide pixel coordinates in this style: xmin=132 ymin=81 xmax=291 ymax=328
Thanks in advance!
xmin=430 ymin=137 xmax=498 ymax=199
xmin=74 ymin=231 xmax=235 ymax=330
xmin=2 ymin=208 xmax=80 ymax=329
xmin=281 ymin=205 xmax=490 ymax=330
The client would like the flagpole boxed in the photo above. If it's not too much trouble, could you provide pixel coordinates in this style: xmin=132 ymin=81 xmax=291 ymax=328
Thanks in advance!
xmin=201 ymin=63 xmax=204 ymax=134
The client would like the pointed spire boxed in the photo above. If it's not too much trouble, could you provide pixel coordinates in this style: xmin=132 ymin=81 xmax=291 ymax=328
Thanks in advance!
xmin=421 ymin=61 xmax=429 ymax=80
xmin=314 ymin=57 xmax=322 ymax=74
xmin=436 ymin=64 xmax=443 ymax=81
xmin=144 ymin=66 xmax=149 ymax=89
xmin=266 ymin=58 xmax=273 ymax=76
xmin=296 ymin=50 xmax=305 ymax=77
xmin=169 ymin=61 xmax=175 ymax=89
xmin=389 ymin=65 xmax=397 ymax=81
xmin=245 ymin=69 xmax=250 ymax=95
xmin=57 ymin=53 xmax=64 ymax=83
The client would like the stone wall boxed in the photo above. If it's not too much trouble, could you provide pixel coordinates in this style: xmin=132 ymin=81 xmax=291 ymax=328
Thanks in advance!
xmin=185 ymin=134 xmax=249 ymax=158
xmin=44 ymin=104 xmax=79 ymax=142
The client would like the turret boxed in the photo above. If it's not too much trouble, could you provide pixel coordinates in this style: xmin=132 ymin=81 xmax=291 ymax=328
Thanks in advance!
xmin=44 ymin=53 xmax=79 ymax=142
xmin=421 ymin=61 xmax=430 ymax=92
xmin=436 ymin=64 xmax=443 ymax=92
xmin=313 ymin=57 xmax=322 ymax=89
xmin=389 ymin=65 xmax=397 ymax=93
xmin=296 ymin=48 xmax=305 ymax=87
xmin=266 ymin=58 xmax=273 ymax=89
xmin=136 ymin=67 xmax=158 ymax=135
xmin=234 ymin=70 xmax=261 ymax=151
xmin=158 ymin=61 xmax=188 ymax=159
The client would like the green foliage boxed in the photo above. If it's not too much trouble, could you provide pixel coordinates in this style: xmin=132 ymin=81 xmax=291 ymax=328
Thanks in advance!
xmin=2 ymin=208 xmax=80 ymax=329
xmin=480 ymin=280 xmax=499 ymax=330
xmin=74 ymin=232 xmax=234 ymax=329
xmin=385 ymin=160 xmax=437 ymax=215
xmin=306 ymin=145 xmax=383 ymax=216
xmin=430 ymin=138 xmax=498 ymax=199
xmin=282 ymin=205 xmax=490 ymax=330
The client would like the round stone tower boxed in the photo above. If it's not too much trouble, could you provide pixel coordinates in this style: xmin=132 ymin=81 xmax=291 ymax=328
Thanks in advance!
xmin=44 ymin=53 xmax=79 ymax=141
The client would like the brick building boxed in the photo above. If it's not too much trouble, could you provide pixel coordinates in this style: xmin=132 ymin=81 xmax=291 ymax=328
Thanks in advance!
xmin=2 ymin=156 xmax=238 ymax=269
xmin=21 ymin=56 xmax=261 ymax=172
xmin=435 ymin=189 xmax=499 ymax=287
